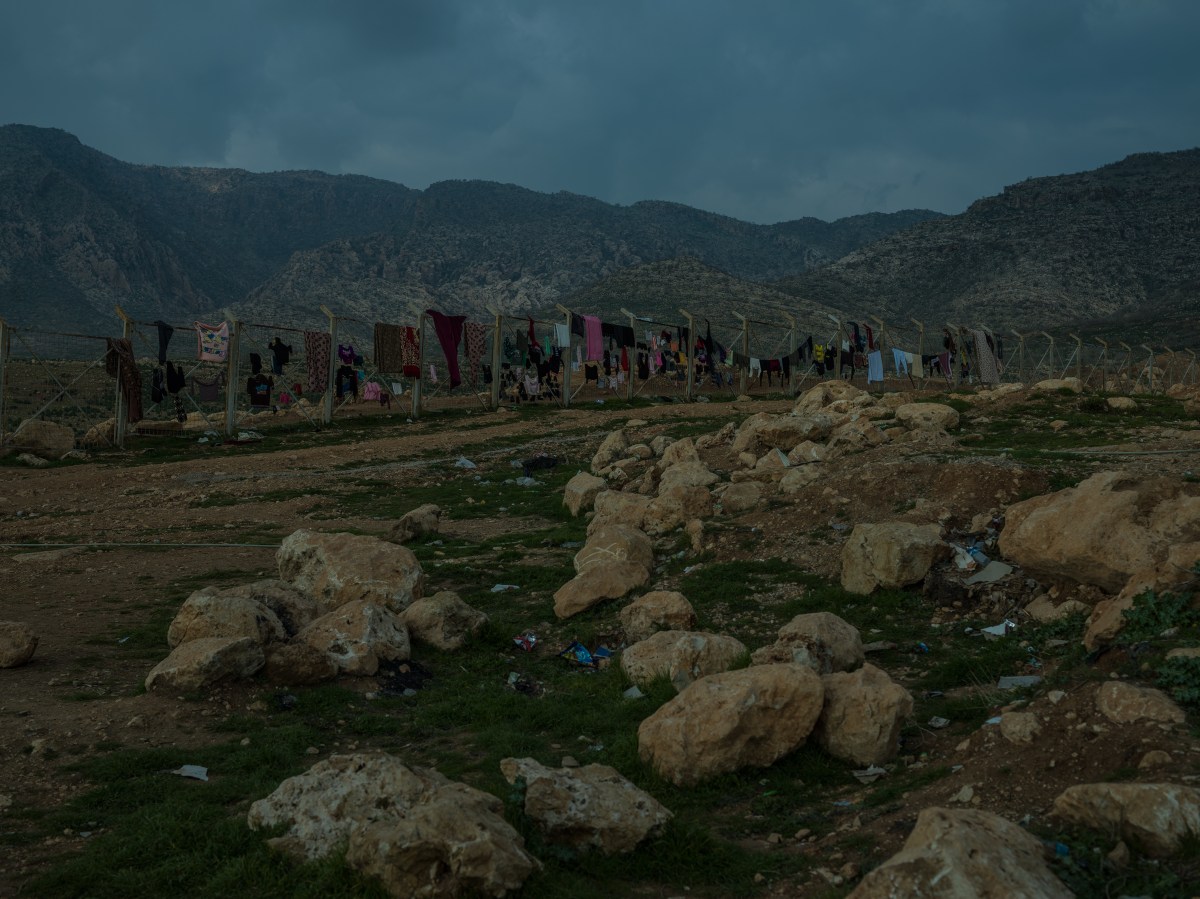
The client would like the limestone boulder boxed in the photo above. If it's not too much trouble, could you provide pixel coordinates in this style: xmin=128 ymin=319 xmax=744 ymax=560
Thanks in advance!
xmin=621 ymin=631 xmax=747 ymax=691
xmin=648 ymin=435 xmax=672 ymax=456
xmin=1095 ymin=681 xmax=1186 ymax=725
xmin=657 ymin=437 xmax=700 ymax=469
xmin=1052 ymin=783 xmax=1200 ymax=857
xmin=720 ymin=482 xmax=762 ymax=515
xmin=0 ymin=621 xmax=38 ymax=668
xmin=778 ymin=465 xmax=822 ymax=494
xmin=787 ymin=440 xmax=827 ymax=465
xmin=81 ymin=418 xmax=116 ymax=448
xmin=619 ymin=591 xmax=697 ymax=642
xmin=591 ymin=430 xmax=629 ymax=472
xmin=848 ymin=807 xmax=1072 ymax=898
xmin=298 ymin=600 xmax=410 ymax=676
xmin=277 ymin=530 xmax=425 ymax=615
xmin=399 ymin=591 xmax=488 ymax=651
xmin=554 ymin=562 xmax=650 ymax=619
xmin=637 ymin=663 xmax=825 ymax=786
xmin=1000 ymin=711 xmax=1042 ymax=745
xmin=1083 ymin=541 xmax=1200 ymax=650
xmin=657 ymin=461 xmax=718 ymax=493
xmin=841 ymin=522 xmax=948 ymax=594
xmin=144 ymin=636 xmax=265 ymax=692
xmin=828 ymin=417 xmax=886 ymax=451
xmin=794 ymin=382 xmax=864 ymax=414
xmin=587 ymin=491 xmax=652 ymax=534
xmin=500 ymin=758 xmax=671 ymax=855
xmin=1033 ymin=377 xmax=1083 ymax=394
xmin=754 ymin=448 xmax=790 ymax=471
xmin=644 ymin=485 xmax=713 ymax=536
xmin=248 ymin=753 xmax=538 ymax=897
xmin=893 ymin=402 xmax=960 ymax=431
xmin=574 ymin=525 xmax=654 ymax=574
xmin=167 ymin=588 xmax=288 ymax=649
xmin=263 ymin=642 xmax=339 ymax=686
xmin=1108 ymin=396 xmax=1137 ymax=411
xmin=563 ymin=472 xmax=607 ymax=517
xmin=218 ymin=579 xmax=320 ymax=637
xmin=814 ymin=663 xmax=913 ymax=766
xmin=390 ymin=503 xmax=441 ymax=543
xmin=999 ymin=472 xmax=1200 ymax=594
xmin=10 ymin=419 xmax=75 ymax=458
xmin=751 ymin=611 xmax=864 ymax=674
xmin=732 ymin=412 xmax=836 ymax=456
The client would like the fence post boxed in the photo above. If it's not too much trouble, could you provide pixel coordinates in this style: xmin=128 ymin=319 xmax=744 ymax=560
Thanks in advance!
xmin=782 ymin=313 xmax=797 ymax=396
xmin=113 ymin=305 xmax=133 ymax=447
xmin=1141 ymin=344 xmax=1155 ymax=393
xmin=224 ymin=319 xmax=241 ymax=437
xmin=831 ymin=315 xmax=843 ymax=380
xmin=319 ymin=306 xmax=336 ymax=425
xmin=490 ymin=310 xmax=502 ymax=410
xmin=679 ymin=309 xmax=696 ymax=401
xmin=555 ymin=304 xmax=573 ymax=408
xmin=871 ymin=316 xmax=887 ymax=388
xmin=625 ymin=310 xmax=636 ymax=402
xmin=734 ymin=312 xmax=749 ymax=396
xmin=0 ymin=317 xmax=9 ymax=447
xmin=411 ymin=312 xmax=424 ymax=419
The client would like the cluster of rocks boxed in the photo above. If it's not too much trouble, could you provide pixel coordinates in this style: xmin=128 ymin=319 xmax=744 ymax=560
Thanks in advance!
xmin=248 ymin=750 xmax=671 ymax=898
xmin=144 ymin=527 xmax=487 ymax=692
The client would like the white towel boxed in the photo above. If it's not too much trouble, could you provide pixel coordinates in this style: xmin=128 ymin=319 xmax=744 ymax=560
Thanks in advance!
xmin=554 ymin=323 xmax=570 ymax=348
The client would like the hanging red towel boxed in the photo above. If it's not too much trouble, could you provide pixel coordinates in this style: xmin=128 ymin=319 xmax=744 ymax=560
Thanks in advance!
xmin=400 ymin=326 xmax=421 ymax=378
xmin=426 ymin=310 xmax=466 ymax=387
xmin=527 ymin=317 xmax=537 ymax=348
xmin=620 ymin=347 xmax=629 ymax=372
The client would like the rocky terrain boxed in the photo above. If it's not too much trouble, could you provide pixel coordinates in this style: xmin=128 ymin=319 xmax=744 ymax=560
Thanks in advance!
xmin=2 ymin=379 xmax=1200 ymax=897
xmin=0 ymin=125 xmax=938 ymax=332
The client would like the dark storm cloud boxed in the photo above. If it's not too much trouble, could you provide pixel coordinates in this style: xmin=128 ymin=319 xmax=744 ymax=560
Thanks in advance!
xmin=2 ymin=0 xmax=1198 ymax=221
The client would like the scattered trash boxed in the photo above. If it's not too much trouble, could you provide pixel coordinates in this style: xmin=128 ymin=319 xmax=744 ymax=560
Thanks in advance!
xmin=197 ymin=437 xmax=209 ymax=444
xmin=852 ymin=765 xmax=888 ymax=784
xmin=514 ymin=477 xmax=537 ymax=487
xmin=171 ymin=765 xmax=209 ymax=781
xmin=506 ymin=672 xmax=543 ymax=697
xmin=964 ymin=560 xmax=1014 ymax=585
xmin=829 ymin=521 xmax=850 ymax=532
xmin=513 ymin=632 xmax=538 ymax=652
xmin=967 ymin=545 xmax=990 ymax=567
xmin=862 ymin=640 xmax=897 ymax=653
xmin=509 ymin=460 xmax=524 ymax=469
xmin=832 ymin=800 xmax=854 ymax=808
xmin=277 ymin=693 xmax=298 ymax=711
xmin=682 ymin=564 xmax=703 ymax=575
xmin=454 ymin=457 xmax=477 ymax=469
xmin=924 ymin=690 xmax=944 ymax=699
xmin=559 ymin=641 xmax=613 ymax=669
xmin=928 ymin=716 xmax=951 ymax=729
xmin=117 ymin=635 xmax=131 ymax=644
xmin=491 ymin=583 xmax=520 ymax=593
xmin=981 ymin=619 xmax=1016 ymax=640
xmin=915 ymin=642 xmax=930 ymax=653
xmin=623 ymin=686 xmax=644 ymax=700
xmin=559 ymin=541 xmax=582 ymax=549
xmin=594 ymin=399 xmax=604 ymax=405
xmin=997 ymin=675 xmax=1042 ymax=690
xmin=951 ymin=544 xmax=977 ymax=571
xmin=984 ymin=716 xmax=1002 ymax=725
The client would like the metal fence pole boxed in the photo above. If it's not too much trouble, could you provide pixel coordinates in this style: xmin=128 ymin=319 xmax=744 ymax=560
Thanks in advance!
xmin=224 ymin=320 xmax=241 ymax=437
xmin=490 ymin=310 xmax=502 ymax=410
xmin=783 ymin=313 xmax=797 ymax=396
xmin=555 ymin=304 xmax=573 ymax=408
xmin=321 ymin=306 xmax=337 ymax=425
xmin=113 ymin=306 xmax=133 ymax=447
xmin=411 ymin=312 xmax=424 ymax=419
xmin=734 ymin=312 xmax=749 ymax=395
xmin=679 ymin=309 xmax=696 ymax=401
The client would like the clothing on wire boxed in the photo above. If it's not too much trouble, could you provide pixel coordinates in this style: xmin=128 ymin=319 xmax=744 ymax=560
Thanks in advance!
xmin=194 ymin=321 xmax=229 ymax=362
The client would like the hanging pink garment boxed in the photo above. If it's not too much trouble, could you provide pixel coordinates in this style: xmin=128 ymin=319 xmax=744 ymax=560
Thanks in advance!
xmin=583 ymin=314 xmax=603 ymax=362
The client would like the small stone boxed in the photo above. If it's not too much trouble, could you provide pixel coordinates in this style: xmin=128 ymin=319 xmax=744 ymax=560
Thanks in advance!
xmin=1047 ymin=690 xmax=1067 ymax=705
xmin=305 ymin=746 xmax=319 ymax=755
xmin=951 ymin=785 xmax=974 ymax=804
xmin=1107 ymin=840 xmax=1130 ymax=867
xmin=561 ymin=755 xmax=580 ymax=768
xmin=767 ymin=832 xmax=783 ymax=844
xmin=1138 ymin=750 xmax=1172 ymax=769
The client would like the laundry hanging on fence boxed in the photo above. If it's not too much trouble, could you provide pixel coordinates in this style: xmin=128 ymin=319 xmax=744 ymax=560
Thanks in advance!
xmin=373 ymin=323 xmax=406 ymax=374
xmin=191 ymin=373 xmax=223 ymax=403
xmin=304 ymin=330 xmax=331 ymax=393
xmin=892 ymin=347 xmax=909 ymax=375
xmin=425 ymin=309 xmax=466 ymax=384
xmin=155 ymin=321 xmax=174 ymax=365
xmin=554 ymin=323 xmax=570 ymax=348
xmin=151 ymin=368 xmax=165 ymax=403
xmin=938 ymin=351 xmax=952 ymax=380
xmin=362 ymin=381 xmax=381 ymax=402
xmin=337 ymin=343 xmax=356 ymax=365
xmin=464 ymin=321 xmax=486 ymax=386
xmin=336 ymin=365 xmax=358 ymax=398
xmin=867 ymin=350 xmax=884 ymax=383
xmin=166 ymin=361 xmax=186 ymax=394
xmin=250 ymin=352 xmax=263 ymax=375
xmin=428 ymin=363 xmax=438 ymax=383
xmin=972 ymin=328 xmax=1001 ymax=384
xmin=269 ymin=338 xmax=291 ymax=375
xmin=194 ymin=321 xmax=229 ymax=362
xmin=247 ymin=373 xmax=274 ymax=407
xmin=104 ymin=338 xmax=143 ymax=423
xmin=400 ymin=327 xmax=420 ymax=378
xmin=582 ymin=314 xmax=603 ymax=362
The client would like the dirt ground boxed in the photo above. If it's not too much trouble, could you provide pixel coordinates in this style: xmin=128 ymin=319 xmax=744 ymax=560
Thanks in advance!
xmin=3 ymin=389 xmax=1200 ymax=897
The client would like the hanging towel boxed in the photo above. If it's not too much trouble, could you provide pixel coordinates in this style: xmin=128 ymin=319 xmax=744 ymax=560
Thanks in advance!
xmin=749 ymin=357 xmax=761 ymax=376
xmin=464 ymin=321 xmax=487 ymax=385
xmin=194 ymin=321 xmax=229 ymax=362
xmin=570 ymin=313 xmax=586 ymax=339
xmin=104 ymin=338 xmax=143 ymax=423
xmin=374 ymin=323 xmax=407 ymax=373
xmin=938 ymin=351 xmax=952 ymax=381
xmin=426 ymin=309 xmax=466 ymax=387
xmin=583 ymin=314 xmax=603 ymax=362
xmin=166 ymin=360 xmax=186 ymax=394
xmin=892 ymin=347 xmax=909 ymax=375
xmin=250 ymin=352 xmax=262 ymax=375
xmin=972 ymin=328 xmax=1001 ymax=384
xmin=269 ymin=338 xmax=291 ymax=374
xmin=867 ymin=350 xmax=884 ymax=383
xmin=554 ymin=323 xmax=570 ymax=348
xmin=428 ymin=363 xmax=438 ymax=383
xmin=527 ymin=317 xmax=537 ymax=349
xmin=304 ymin=330 xmax=331 ymax=394
xmin=400 ymin=326 xmax=421 ymax=377
xmin=155 ymin=320 xmax=174 ymax=364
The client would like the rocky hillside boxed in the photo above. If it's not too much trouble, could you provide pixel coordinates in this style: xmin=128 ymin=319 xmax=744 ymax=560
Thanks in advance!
xmin=774 ymin=149 xmax=1200 ymax=332
xmin=0 ymin=124 xmax=940 ymax=331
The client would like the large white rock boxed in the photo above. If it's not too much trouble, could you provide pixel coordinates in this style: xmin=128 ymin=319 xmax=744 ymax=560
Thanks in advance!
xmin=298 ymin=600 xmax=411 ymax=676
xmin=554 ymin=563 xmax=650 ymax=619
xmin=563 ymin=472 xmax=607 ymax=516
xmin=574 ymin=525 xmax=654 ymax=574
xmin=591 ymin=430 xmax=629 ymax=472
xmin=751 ymin=611 xmax=864 ymax=674
xmin=849 ymin=807 xmax=1072 ymax=898
xmin=840 ymin=522 xmax=948 ymax=594
xmin=619 ymin=591 xmax=697 ymax=642
xmin=637 ymin=663 xmax=825 ymax=786
xmin=144 ymin=636 xmax=265 ymax=692
xmin=814 ymin=663 xmax=913 ymax=766
xmin=587 ymin=491 xmax=652 ymax=534
xmin=1095 ymin=681 xmax=1186 ymax=725
xmin=893 ymin=402 xmax=960 ymax=431
xmin=1052 ymin=782 xmax=1200 ymax=857
xmin=248 ymin=753 xmax=538 ymax=897
xmin=643 ymin=485 xmax=714 ymax=535
xmin=621 ymin=630 xmax=747 ymax=691
xmin=390 ymin=503 xmax=442 ymax=543
xmin=0 ymin=621 xmax=38 ymax=668
xmin=277 ymin=530 xmax=425 ymax=615
xmin=9 ymin=419 xmax=75 ymax=458
xmin=657 ymin=461 xmax=718 ymax=493
xmin=500 ymin=757 xmax=672 ymax=855
xmin=398 ymin=591 xmax=488 ymax=651
xmin=167 ymin=588 xmax=288 ymax=648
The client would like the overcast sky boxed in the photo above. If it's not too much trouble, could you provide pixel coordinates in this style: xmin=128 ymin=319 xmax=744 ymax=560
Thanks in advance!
xmin=3 ymin=0 xmax=1198 ymax=223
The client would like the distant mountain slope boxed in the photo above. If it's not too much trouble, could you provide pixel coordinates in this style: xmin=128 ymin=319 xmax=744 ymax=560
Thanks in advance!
xmin=774 ymin=149 xmax=1200 ymax=332
xmin=0 ymin=125 xmax=942 ymax=331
